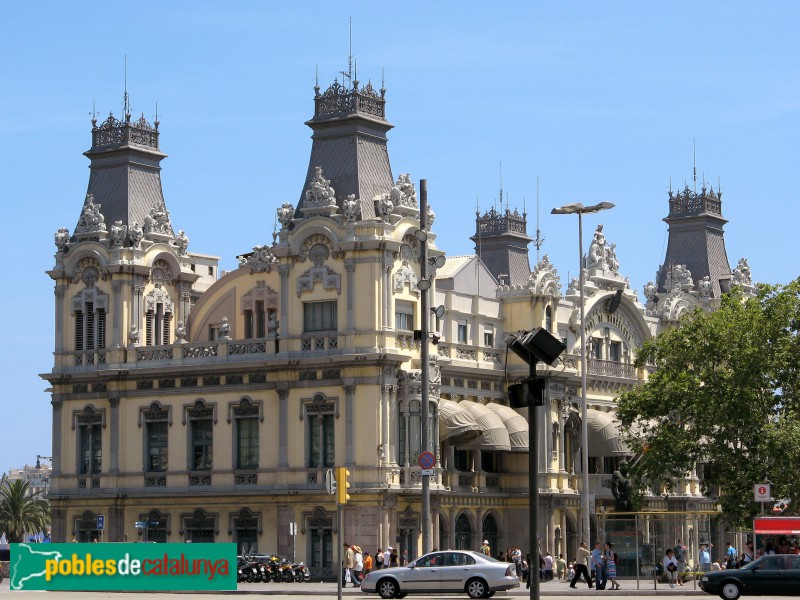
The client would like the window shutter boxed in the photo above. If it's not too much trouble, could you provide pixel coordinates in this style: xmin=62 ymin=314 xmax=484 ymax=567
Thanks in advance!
xmin=86 ymin=301 xmax=95 ymax=350
xmin=97 ymin=309 xmax=106 ymax=349
xmin=162 ymin=311 xmax=171 ymax=345
xmin=146 ymin=310 xmax=154 ymax=346
xmin=75 ymin=310 xmax=84 ymax=350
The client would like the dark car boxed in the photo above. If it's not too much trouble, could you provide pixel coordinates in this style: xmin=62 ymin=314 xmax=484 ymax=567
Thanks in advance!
xmin=700 ymin=554 xmax=800 ymax=600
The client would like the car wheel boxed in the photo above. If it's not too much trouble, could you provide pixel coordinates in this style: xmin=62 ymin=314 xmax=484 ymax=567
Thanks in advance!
xmin=720 ymin=581 xmax=741 ymax=600
xmin=378 ymin=578 xmax=398 ymax=600
xmin=466 ymin=577 xmax=488 ymax=599
xmin=394 ymin=594 xmax=408 ymax=599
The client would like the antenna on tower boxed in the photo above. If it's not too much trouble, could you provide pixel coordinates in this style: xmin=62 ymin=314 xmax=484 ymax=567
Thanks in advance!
xmin=499 ymin=161 xmax=503 ymax=212
xmin=339 ymin=18 xmax=354 ymax=87
xmin=693 ymin=138 xmax=697 ymax=192
xmin=532 ymin=176 xmax=546 ymax=263
xmin=123 ymin=55 xmax=130 ymax=120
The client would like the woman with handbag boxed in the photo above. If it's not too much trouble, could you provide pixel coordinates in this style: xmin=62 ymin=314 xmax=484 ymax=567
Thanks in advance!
xmin=663 ymin=549 xmax=679 ymax=588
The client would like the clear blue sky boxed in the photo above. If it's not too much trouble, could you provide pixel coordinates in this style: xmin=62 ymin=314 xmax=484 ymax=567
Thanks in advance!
xmin=1 ymin=1 xmax=798 ymax=471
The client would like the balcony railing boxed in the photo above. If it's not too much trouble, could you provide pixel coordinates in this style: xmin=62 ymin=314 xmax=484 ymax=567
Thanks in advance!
xmin=587 ymin=358 xmax=636 ymax=379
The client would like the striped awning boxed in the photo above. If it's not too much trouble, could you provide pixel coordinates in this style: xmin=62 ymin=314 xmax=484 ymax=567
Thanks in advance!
xmin=484 ymin=403 xmax=529 ymax=452
xmin=438 ymin=398 xmax=483 ymax=446
xmin=587 ymin=409 xmax=630 ymax=456
xmin=457 ymin=401 xmax=512 ymax=452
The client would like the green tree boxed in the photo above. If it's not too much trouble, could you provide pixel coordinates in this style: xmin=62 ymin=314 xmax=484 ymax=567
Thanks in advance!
xmin=617 ymin=282 xmax=800 ymax=528
xmin=0 ymin=479 xmax=50 ymax=543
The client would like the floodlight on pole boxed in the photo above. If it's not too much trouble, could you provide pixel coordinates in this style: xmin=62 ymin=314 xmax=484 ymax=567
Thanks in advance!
xmin=550 ymin=200 xmax=614 ymax=549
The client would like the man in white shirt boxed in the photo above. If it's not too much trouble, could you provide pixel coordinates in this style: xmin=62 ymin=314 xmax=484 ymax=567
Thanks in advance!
xmin=383 ymin=547 xmax=391 ymax=568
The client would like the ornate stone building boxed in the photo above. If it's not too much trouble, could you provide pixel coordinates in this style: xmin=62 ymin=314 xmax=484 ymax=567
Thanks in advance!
xmin=44 ymin=74 xmax=752 ymax=576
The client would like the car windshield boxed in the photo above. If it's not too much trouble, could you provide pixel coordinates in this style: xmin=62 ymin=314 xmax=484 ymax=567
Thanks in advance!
xmin=747 ymin=555 xmax=800 ymax=570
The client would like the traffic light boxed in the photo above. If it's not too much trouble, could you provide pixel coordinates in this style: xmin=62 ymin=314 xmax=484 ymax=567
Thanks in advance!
xmin=336 ymin=466 xmax=351 ymax=504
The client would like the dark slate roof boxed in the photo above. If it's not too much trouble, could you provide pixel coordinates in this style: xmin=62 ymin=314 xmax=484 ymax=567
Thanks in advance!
xmin=296 ymin=81 xmax=395 ymax=219
xmin=74 ymin=113 xmax=169 ymax=236
xmin=657 ymin=188 xmax=731 ymax=297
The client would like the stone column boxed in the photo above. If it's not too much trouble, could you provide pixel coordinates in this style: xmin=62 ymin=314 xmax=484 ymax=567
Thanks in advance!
xmin=381 ymin=385 xmax=391 ymax=466
xmin=383 ymin=252 xmax=393 ymax=330
xmin=278 ymin=265 xmax=290 ymax=342
xmin=278 ymin=385 xmax=289 ymax=468
xmin=345 ymin=260 xmax=355 ymax=332
xmin=388 ymin=385 xmax=399 ymax=466
xmin=111 ymin=281 xmax=123 ymax=348
xmin=109 ymin=396 xmax=120 ymax=476
xmin=51 ymin=399 xmax=63 ymax=477
xmin=344 ymin=383 xmax=356 ymax=466
xmin=54 ymin=285 xmax=67 ymax=353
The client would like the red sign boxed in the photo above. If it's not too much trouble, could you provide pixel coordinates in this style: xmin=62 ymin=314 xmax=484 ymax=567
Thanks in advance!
xmin=418 ymin=451 xmax=435 ymax=470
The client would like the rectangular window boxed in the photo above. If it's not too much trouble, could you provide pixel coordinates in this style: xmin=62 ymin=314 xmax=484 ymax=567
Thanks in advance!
xmin=303 ymin=301 xmax=338 ymax=332
xmin=591 ymin=338 xmax=603 ymax=359
xmin=79 ymin=424 xmax=102 ymax=474
xmin=146 ymin=421 xmax=168 ymax=472
xmin=457 ymin=321 xmax=468 ymax=344
xmin=256 ymin=300 xmax=266 ymax=338
xmin=395 ymin=300 xmax=414 ymax=331
xmin=75 ymin=311 xmax=84 ymax=350
xmin=481 ymin=450 xmax=499 ymax=473
xmin=483 ymin=324 xmax=494 ymax=347
xmin=243 ymin=310 xmax=253 ymax=339
xmin=308 ymin=413 xmax=335 ymax=467
xmin=86 ymin=301 xmax=95 ymax=350
xmin=209 ymin=325 xmax=219 ymax=341
xmin=236 ymin=417 xmax=259 ymax=470
xmin=609 ymin=341 xmax=622 ymax=362
xmin=191 ymin=419 xmax=213 ymax=470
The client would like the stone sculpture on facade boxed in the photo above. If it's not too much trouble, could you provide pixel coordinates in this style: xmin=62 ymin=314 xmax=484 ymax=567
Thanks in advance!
xmin=426 ymin=205 xmax=436 ymax=230
xmin=377 ymin=194 xmax=394 ymax=222
xmin=697 ymin=275 xmax=713 ymax=298
xmin=143 ymin=204 xmax=172 ymax=236
xmin=129 ymin=222 xmax=143 ymax=248
xmin=390 ymin=173 xmax=417 ymax=208
xmin=128 ymin=324 xmax=140 ymax=344
xmin=666 ymin=263 xmax=693 ymax=292
xmin=268 ymin=313 xmax=279 ymax=335
xmin=239 ymin=245 xmax=279 ymax=274
xmin=277 ymin=202 xmax=294 ymax=228
xmin=732 ymin=258 xmax=752 ymax=287
xmin=77 ymin=194 xmax=106 ymax=233
xmin=175 ymin=230 xmax=189 ymax=255
xmin=109 ymin=220 xmax=127 ymax=248
xmin=342 ymin=194 xmax=360 ymax=222
xmin=304 ymin=166 xmax=336 ymax=207
xmin=175 ymin=320 xmax=187 ymax=343
xmin=605 ymin=243 xmax=620 ymax=273
xmin=54 ymin=227 xmax=70 ymax=252
xmin=219 ymin=316 xmax=231 ymax=340
xmin=643 ymin=280 xmax=658 ymax=304
xmin=586 ymin=224 xmax=607 ymax=270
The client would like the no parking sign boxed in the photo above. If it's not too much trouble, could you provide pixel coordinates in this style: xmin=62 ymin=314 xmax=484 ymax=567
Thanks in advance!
xmin=754 ymin=483 xmax=771 ymax=502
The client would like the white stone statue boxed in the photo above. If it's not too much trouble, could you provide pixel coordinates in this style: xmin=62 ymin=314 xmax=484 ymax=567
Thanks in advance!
xmin=304 ymin=166 xmax=336 ymax=207
xmin=377 ymin=193 xmax=394 ymax=221
xmin=175 ymin=320 xmax=187 ymax=342
xmin=110 ymin=220 xmax=127 ymax=247
xmin=219 ymin=316 xmax=231 ymax=340
xmin=342 ymin=194 xmax=359 ymax=222
xmin=390 ymin=173 xmax=417 ymax=208
xmin=698 ymin=275 xmax=713 ymax=298
xmin=143 ymin=205 xmax=171 ymax=235
xmin=277 ymin=202 xmax=294 ymax=228
xmin=268 ymin=313 xmax=279 ymax=334
xmin=605 ymin=242 xmax=620 ymax=273
xmin=78 ymin=194 xmax=106 ymax=232
xmin=732 ymin=258 xmax=752 ymax=287
xmin=643 ymin=280 xmax=658 ymax=304
xmin=54 ymin=227 xmax=70 ymax=252
xmin=129 ymin=324 xmax=140 ymax=344
xmin=587 ymin=224 xmax=608 ymax=269
xmin=426 ymin=205 xmax=436 ymax=230
xmin=129 ymin=222 xmax=143 ymax=248
xmin=176 ymin=230 xmax=189 ymax=255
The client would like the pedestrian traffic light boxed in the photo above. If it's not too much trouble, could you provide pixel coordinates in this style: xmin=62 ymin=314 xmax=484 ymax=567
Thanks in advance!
xmin=336 ymin=466 xmax=351 ymax=504
xmin=325 ymin=468 xmax=337 ymax=495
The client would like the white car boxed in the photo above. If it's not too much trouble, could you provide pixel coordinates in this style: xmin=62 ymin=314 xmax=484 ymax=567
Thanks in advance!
xmin=360 ymin=550 xmax=520 ymax=599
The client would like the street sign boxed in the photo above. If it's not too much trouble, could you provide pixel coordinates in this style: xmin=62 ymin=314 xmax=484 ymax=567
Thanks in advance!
xmin=754 ymin=483 xmax=771 ymax=502
xmin=96 ymin=515 xmax=105 ymax=530
xmin=421 ymin=469 xmax=434 ymax=476
xmin=418 ymin=451 xmax=435 ymax=470
xmin=134 ymin=521 xmax=146 ymax=529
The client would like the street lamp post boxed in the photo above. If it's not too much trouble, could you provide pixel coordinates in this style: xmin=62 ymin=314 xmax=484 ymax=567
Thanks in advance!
xmin=551 ymin=202 xmax=614 ymax=547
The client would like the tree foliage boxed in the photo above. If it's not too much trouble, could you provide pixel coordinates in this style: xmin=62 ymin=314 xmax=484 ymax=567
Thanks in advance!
xmin=0 ymin=478 xmax=51 ymax=543
xmin=617 ymin=282 xmax=800 ymax=528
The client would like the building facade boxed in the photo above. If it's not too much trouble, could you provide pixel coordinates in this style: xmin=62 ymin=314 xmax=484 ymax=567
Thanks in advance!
xmin=44 ymin=75 xmax=753 ymax=575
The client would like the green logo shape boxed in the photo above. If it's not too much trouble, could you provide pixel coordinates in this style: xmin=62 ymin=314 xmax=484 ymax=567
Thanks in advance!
xmin=10 ymin=543 xmax=237 ymax=591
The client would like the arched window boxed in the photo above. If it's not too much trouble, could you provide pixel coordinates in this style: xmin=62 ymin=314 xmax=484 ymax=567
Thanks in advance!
xmin=399 ymin=400 xmax=437 ymax=467
xmin=545 ymin=306 xmax=553 ymax=332
xmin=482 ymin=514 xmax=498 ymax=557
xmin=73 ymin=287 xmax=108 ymax=355
xmin=455 ymin=514 xmax=472 ymax=550
xmin=144 ymin=287 xmax=173 ymax=346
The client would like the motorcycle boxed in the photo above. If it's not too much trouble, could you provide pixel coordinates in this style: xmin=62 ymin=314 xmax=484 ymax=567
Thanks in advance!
xmin=292 ymin=561 xmax=310 ymax=582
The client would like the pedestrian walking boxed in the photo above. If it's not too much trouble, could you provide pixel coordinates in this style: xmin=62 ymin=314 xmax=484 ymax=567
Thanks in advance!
xmin=570 ymin=542 xmax=593 ymax=588
xmin=605 ymin=542 xmax=620 ymax=590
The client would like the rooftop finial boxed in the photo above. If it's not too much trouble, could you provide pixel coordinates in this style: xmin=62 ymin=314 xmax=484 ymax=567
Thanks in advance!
xmin=532 ymin=177 xmax=545 ymax=263
xmin=91 ymin=100 xmax=98 ymax=126
xmin=123 ymin=55 xmax=131 ymax=122
xmin=154 ymin=101 xmax=159 ymax=129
